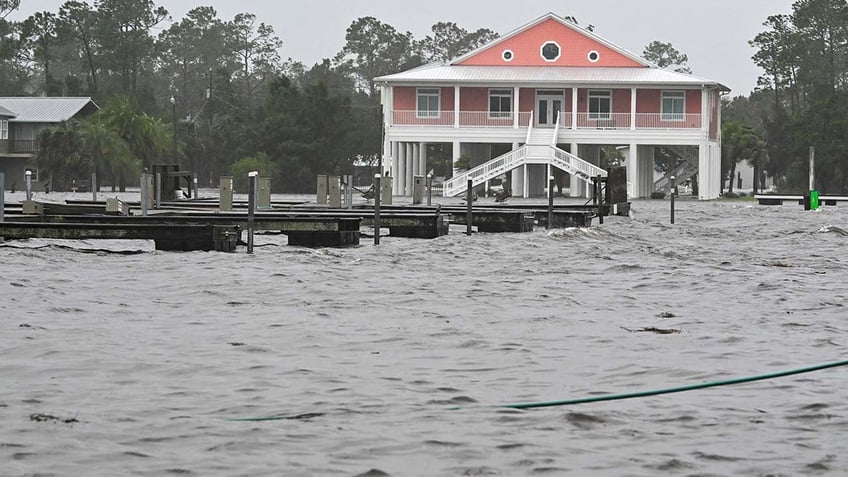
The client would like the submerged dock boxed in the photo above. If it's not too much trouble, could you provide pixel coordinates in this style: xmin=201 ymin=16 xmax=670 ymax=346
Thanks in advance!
xmin=0 ymin=195 xmax=620 ymax=252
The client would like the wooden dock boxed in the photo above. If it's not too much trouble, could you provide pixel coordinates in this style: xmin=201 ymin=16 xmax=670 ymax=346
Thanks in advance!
xmin=0 ymin=196 xmax=618 ymax=252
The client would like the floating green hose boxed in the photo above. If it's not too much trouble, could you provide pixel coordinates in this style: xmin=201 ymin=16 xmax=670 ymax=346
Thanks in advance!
xmin=499 ymin=358 xmax=848 ymax=409
xmin=226 ymin=359 xmax=848 ymax=421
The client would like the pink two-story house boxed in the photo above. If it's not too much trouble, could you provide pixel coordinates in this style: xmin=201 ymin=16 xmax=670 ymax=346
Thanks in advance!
xmin=375 ymin=13 xmax=727 ymax=199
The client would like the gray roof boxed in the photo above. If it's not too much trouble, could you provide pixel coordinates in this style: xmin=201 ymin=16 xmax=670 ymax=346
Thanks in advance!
xmin=376 ymin=65 xmax=727 ymax=89
xmin=0 ymin=104 xmax=15 ymax=118
xmin=0 ymin=97 xmax=99 ymax=123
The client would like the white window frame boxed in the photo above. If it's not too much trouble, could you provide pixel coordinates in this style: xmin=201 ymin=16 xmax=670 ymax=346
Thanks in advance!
xmin=488 ymin=88 xmax=513 ymax=119
xmin=416 ymin=87 xmax=441 ymax=119
xmin=588 ymin=90 xmax=612 ymax=120
xmin=540 ymin=41 xmax=561 ymax=62
xmin=0 ymin=120 xmax=7 ymax=140
xmin=661 ymin=91 xmax=686 ymax=121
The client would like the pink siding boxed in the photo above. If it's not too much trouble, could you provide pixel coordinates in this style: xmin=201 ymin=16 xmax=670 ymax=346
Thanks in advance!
xmin=612 ymin=89 xmax=631 ymax=114
xmin=519 ymin=89 xmax=535 ymax=112
xmin=458 ymin=18 xmax=644 ymax=68
xmin=394 ymin=86 xmax=416 ymax=110
xmin=636 ymin=90 xmax=660 ymax=113
xmin=686 ymin=90 xmax=702 ymax=114
xmin=460 ymin=87 xmax=488 ymax=111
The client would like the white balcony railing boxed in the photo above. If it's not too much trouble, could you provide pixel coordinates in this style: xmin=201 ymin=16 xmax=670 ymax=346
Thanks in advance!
xmin=392 ymin=111 xmax=533 ymax=128
xmin=391 ymin=111 xmax=703 ymax=130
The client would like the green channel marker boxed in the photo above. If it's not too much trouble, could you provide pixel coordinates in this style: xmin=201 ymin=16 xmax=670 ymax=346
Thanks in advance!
xmin=810 ymin=190 xmax=819 ymax=210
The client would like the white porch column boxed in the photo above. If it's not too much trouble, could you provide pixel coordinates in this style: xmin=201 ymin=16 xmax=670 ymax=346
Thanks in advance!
xmin=454 ymin=86 xmax=461 ymax=128
xmin=698 ymin=143 xmax=721 ymax=200
xmin=513 ymin=86 xmax=520 ymax=128
xmin=412 ymin=143 xmax=421 ymax=182
xmin=385 ymin=86 xmax=394 ymax=126
xmin=510 ymin=142 xmax=522 ymax=197
xmin=392 ymin=141 xmax=400 ymax=191
xmin=397 ymin=142 xmax=406 ymax=195
xmin=638 ymin=146 xmax=654 ymax=198
xmin=571 ymin=87 xmax=578 ymax=130
xmin=570 ymin=142 xmax=583 ymax=197
xmin=452 ymin=140 xmax=461 ymax=176
xmin=420 ymin=143 xmax=428 ymax=175
xmin=630 ymin=87 xmax=637 ymax=130
xmin=627 ymin=143 xmax=638 ymax=199
xmin=405 ymin=142 xmax=414 ymax=196
xmin=702 ymin=88 xmax=710 ymax=135
xmin=523 ymin=164 xmax=529 ymax=199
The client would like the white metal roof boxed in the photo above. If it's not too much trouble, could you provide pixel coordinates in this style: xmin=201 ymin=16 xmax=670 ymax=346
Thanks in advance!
xmin=0 ymin=97 xmax=98 ymax=123
xmin=376 ymin=65 xmax=726 ymax=89
xmin=0 ymin=104 xmax=15 ymax=118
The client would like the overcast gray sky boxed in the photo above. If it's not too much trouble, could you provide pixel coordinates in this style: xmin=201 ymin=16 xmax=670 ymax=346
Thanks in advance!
xmin=10 ymin=0 xmax=795 ymax=96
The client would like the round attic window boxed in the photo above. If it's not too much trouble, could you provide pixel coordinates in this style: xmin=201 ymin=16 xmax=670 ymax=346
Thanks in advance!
xmin=588 ymin=50 xmax=600 ymax=62
xmin=502 ymin=49 xmax=514 ymax=62
xmin=541 ymin=41 xmax=561 ymax=62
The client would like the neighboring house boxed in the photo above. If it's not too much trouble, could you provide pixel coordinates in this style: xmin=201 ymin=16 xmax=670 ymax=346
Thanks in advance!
xmin=0 ymin=97 xmax=99 ymax=191
xmin=375 ymin=13 xmax=729 ymax=199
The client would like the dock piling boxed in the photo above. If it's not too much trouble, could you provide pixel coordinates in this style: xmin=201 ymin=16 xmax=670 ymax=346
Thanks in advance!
xmin=374 ymin=174 xmax=382 ymax=245
xmin=154 ymin=172 xmax=161 ymax=209
xmin=426 ymin=173 xmax=433 ymax=206
xmin=140 ymin=173 xmax=151 ymax=216
xmin=25 ymin=170 xmax=32 ymax=201
xmin=0 ymin=172 xmax=4 ymax=223
xmin=466 ymin=179 xmax=473 ymax=236
xmin=547 ymin=176 xmax=554 ymax=230
xmin=219 ymin=176 xmax=233 ymax=211
xmin=91 ymin=172 xmax=97 ymax=201
xmin=670 ymin=176 xmax=676 ymax=225
xmin=247 ymin=171 xmax=257 ymax=254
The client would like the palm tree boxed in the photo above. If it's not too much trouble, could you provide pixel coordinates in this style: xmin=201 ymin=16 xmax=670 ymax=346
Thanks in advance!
xmin=722 ymin=121 xmax=764 ymax=194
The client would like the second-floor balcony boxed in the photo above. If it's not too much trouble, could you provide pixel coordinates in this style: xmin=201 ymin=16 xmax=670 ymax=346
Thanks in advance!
xmin=8 ymin=139 xmax=38 ymax=153
xmin=391 ymin=111 xmax=703 ymax=130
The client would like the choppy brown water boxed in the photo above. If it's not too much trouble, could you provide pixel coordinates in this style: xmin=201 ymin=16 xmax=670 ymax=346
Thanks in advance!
xmin=2 ymin=194 xmax=847 ymax=476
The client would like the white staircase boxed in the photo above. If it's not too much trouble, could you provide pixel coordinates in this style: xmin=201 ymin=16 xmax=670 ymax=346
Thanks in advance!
xmin=655 ymin=146 xmax=698 ymax=192
xmin=442 ymin=119 xmax=606 ymax=197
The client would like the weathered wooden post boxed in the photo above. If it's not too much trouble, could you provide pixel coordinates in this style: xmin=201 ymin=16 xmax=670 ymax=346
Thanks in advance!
xmin=0 ymin=172 xmax=4 ymax=223
xmin=344 ymin=175 xmax=353 ymax=209
xmin=219 ymin=176 xmax=233 ymax=211
xmin=25 ymin=170 xmax=32 ymax=201
xmin=466 ymin=178 xmax=473 ymax=236
xmin=412 ymin=175 xmax=425 ymax=205
xmin=154 ymin=172 xmax=162 ymax=209
xmin=374 ymin=174 xmax=382 ymax=245
xmin=140 ymin=172 xmax=151 ymax=216
xmin=193 ymin=173 xmax=199 ymax=199
xmin=258 ymin=177 xmax=271 ymax=209
xmin=597 ymin=175 xmax=604 ymax=225
xmin=91 ymin=171 xmax=97 ymax=201
xmin=328 ymin=175 xmax=341 ymax=208
xmin=316 ymin=174 xmax=328 ymax=204
xmin=670 ymin=176 xmax=676 ymax=225
xmin=547 ymin=176 xmax=554 ymax=230
xmin=380 ymin=175 xmax=393 ymax=205
xmin=426 ymin=173 xmax=433 ymax=206
xmin=247 ymin=171 xmax=257 ymax=254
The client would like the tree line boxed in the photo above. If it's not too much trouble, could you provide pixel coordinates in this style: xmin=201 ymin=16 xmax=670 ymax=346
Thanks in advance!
xmin=724 ymin=0 xmax=848 ymax=194
xmin=0 ymin=0 xmax=506 ymax=191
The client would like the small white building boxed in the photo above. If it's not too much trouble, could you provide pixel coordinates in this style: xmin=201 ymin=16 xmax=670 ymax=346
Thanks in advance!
xmin=375 ymin=13 xmax=728 ymax=200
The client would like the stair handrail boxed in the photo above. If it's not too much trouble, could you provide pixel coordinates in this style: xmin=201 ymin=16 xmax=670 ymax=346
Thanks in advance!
xmin=442 ymin=147 xmax=528 ymax=197
xmin=551 ymin=146 xmax=608 ymax=181
xmin=525 ymin=111 xmax=534 ymax=144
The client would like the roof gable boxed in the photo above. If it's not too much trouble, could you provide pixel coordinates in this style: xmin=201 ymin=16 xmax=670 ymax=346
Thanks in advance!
xmin=0 ymin=97 xmax=98 ymax=123
xmin=454 ymin=14 xmax=648 ymax=68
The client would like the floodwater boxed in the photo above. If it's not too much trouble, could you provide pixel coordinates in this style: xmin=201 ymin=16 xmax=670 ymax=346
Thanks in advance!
xmin=1 ymin=192 xmax=847 ymax=476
